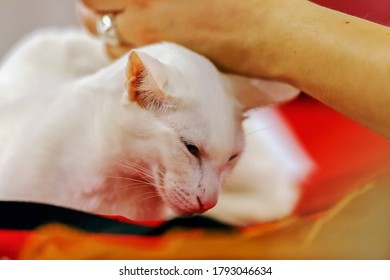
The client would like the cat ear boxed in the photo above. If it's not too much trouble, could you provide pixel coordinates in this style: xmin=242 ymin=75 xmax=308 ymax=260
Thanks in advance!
xmin=125 ymin=50 xmax=178 ymax=113
xmin=222 ymin=73 xmax=300 ymax=112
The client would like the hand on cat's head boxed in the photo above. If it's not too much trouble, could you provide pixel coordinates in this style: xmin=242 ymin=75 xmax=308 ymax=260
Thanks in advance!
xmin=76 ymin=0 xmax=259 ymax=70
xmin=123 ymin=46 xmax=299 ymax=116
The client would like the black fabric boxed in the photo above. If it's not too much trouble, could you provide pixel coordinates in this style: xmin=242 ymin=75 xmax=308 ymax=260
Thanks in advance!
xmin=0 ymin=201 xmax=232 ymax=235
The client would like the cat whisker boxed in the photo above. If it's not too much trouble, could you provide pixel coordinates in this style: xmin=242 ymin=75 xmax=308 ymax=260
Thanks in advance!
xmin=116 ymin=157 xmax=150 ymax=172
xmin=114 ymin=180 xmax=165 ymax=190
xmin=155 ymin=199 xmax=168 ymax=211
xmin=121 ymin=150 xmax=154 ymax=167
xmin=116 ymin=156 xmax=166 ymax=181
xmin=135 ymin=192 xmax=162 ymax=203
xmin=109 ymin=173 xmax=166 ymax=190
xmin=117 ymin=153 xmax=165 ymax=178
xmin=108 ymin=175 xmax=154 ymax=185
xmin=244 ymin=126 xmax=273 ymax=137
xmin=116 ymin=163 xmax=166 ymax=188
xmin=115 ymin=160 xmax=154 ymax=177
xmin=114 ymin=161 xmax=156 ymax=182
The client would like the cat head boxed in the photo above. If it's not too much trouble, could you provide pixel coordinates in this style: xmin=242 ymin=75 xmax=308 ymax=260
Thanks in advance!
xmin=123 ymin=43 xmax=299 ymax=217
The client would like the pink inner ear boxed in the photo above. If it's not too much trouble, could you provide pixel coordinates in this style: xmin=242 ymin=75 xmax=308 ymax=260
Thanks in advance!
xmin=125 ymin=51 xmax=178 ymax=113
xmin=126 ymin=52 xmax=144 ymax=102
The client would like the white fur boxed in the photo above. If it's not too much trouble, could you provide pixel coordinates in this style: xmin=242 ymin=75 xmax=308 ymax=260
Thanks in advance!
xmin=205 ymin=108 xmax=314 ymax=225
xmin=0 ymin=28 xmax=312 ymax=225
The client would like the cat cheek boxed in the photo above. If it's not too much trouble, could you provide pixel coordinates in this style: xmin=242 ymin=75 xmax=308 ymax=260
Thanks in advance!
xmin=220 ymin=167 xmax=234 ymax=184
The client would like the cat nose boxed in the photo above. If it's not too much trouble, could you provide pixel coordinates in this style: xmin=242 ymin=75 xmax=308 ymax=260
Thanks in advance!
xmin=196 ymin=193 xmax=217 ymax=213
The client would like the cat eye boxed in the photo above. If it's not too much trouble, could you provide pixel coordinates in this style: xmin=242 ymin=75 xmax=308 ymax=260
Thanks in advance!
xmin=183 ymin=141 xmax=201 ymax=158
xmin=228 ymin=153 xmax=239 ymax=162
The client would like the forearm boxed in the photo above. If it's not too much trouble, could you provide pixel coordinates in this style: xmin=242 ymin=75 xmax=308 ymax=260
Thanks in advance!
xmin=244 ymin=0 xmax=390 ymax=137
xmin=79 ymin=0 xmax=390 ymax=137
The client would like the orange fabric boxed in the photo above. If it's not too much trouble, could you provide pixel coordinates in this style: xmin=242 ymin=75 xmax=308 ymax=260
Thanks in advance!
xmin=18 ymin=180 xmax=390 ymax=259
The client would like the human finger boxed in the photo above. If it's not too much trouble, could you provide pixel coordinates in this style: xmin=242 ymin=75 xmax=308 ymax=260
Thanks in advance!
xmin=105 ymin=44 xmax=133 ymax=59
xmin=79 ymin=0 xmax=126 ymax=13
xmin=76 ymin=0 xmax=100 ymax=35
xmin=76 ymin=0 xmax=134 ymax=58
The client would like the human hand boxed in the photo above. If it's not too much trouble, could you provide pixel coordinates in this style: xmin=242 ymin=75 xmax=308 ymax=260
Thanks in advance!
xmin=76 ymin=0 xmax=274 ymax=76
xmin=77 ymin=0 xmax=133 ymax=58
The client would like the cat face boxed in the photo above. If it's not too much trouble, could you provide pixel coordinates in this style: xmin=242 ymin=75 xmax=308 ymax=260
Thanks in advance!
xmin=123 ymin=43 xmax=299 ymax=217
xmin=157 ymin=93 xmax=245 ymax=216
xmin=124 ymin=44 xmax=244 ymax=216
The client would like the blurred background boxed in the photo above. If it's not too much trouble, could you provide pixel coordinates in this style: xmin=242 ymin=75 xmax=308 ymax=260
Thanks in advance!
xmin=0 ymin=0 xmax=77 ymax=59
xmin=0 ymin=0 xmax=389 ymax=259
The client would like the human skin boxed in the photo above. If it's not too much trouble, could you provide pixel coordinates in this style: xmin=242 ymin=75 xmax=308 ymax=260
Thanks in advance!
xmin=78 ymin=0 xmax=390 ymax=138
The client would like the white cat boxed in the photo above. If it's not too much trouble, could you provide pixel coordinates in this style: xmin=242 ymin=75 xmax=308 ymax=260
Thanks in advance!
xmin=0 ymin=29 xmax=311 ymax=225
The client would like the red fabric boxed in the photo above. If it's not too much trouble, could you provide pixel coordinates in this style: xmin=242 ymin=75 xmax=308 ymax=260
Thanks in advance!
xmin=278 ymin=96 xmax=390 ymax=215
xmin=0 ymin=230 xmax=30 ymax=259
xmin=312 ymin=0 xmax=390 ymax=26
xmin=102 ymin=215 xmax=163 ymax=227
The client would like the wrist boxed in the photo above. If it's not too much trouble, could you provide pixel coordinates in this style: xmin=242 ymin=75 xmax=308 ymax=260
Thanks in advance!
xmin=249 ymin=0 xmax=314 ymax=80
xmin=217 ymin=0 xmax=310 ymax=80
